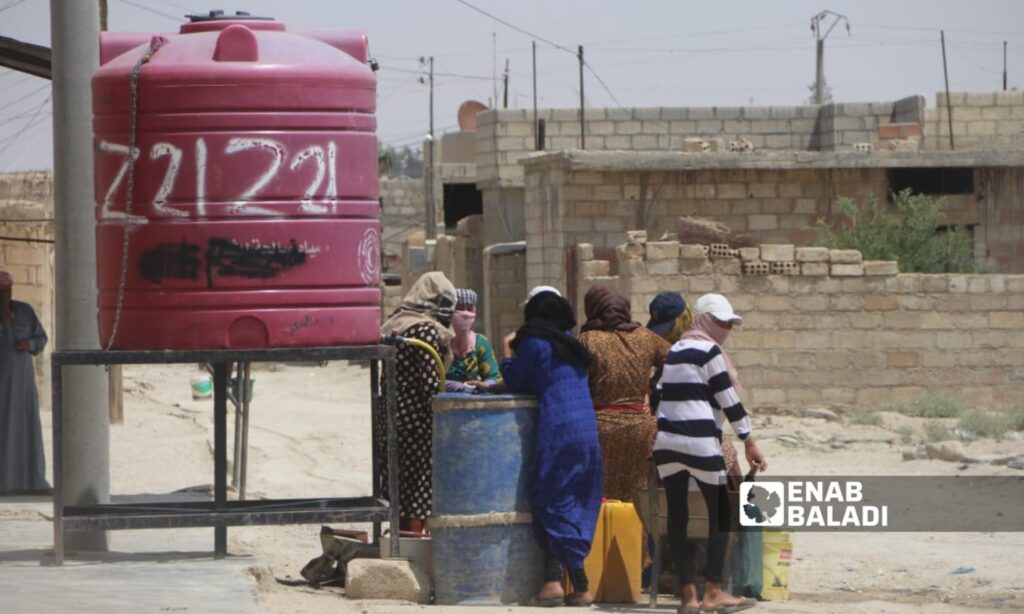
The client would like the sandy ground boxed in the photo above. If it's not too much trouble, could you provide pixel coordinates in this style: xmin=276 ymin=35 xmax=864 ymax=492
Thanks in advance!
xmin=3 ymin=361 xmax=1023 ymax=613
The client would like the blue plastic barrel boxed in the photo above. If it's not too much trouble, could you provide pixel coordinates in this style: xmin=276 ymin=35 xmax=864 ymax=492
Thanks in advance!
xmin=430 ymin=393 xmax=543 ymax=605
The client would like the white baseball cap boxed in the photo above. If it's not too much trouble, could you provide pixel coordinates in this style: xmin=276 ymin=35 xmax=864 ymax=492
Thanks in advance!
xmin=523 ymin=285 xmax=562 ymax=306
xmin=694 ymin=293 xmax=743 ymax=324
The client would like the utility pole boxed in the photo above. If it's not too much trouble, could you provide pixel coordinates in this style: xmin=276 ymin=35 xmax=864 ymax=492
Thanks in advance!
xmin=941 ymin=31 xmax=955 ymax=150
xmin=51 ymin=0 xmax=110 ymax=551
xmin=492 ymin=32 xmax=497 ymax=107
xmin=532 ymin=41 xmax=538 ymax=150
xmin=1003 ymin=41 xmax=1008 ymax=91
xmin=502 ymin=58 xmax=509 ymax=109
xmin=421 ymin=56 xmax=436 ymax=239
xmin=578 ymin=45 xmax=585 ymax=149
xmin=810 ymin=10 xmax=850 ymax=104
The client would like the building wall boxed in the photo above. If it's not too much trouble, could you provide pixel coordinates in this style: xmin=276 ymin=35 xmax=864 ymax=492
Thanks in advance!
xmin=924 ymin=91 xmax=1024 ymax=151
xmin=482 ymin=242 xmax=527 ymax=350
xmin=577 ymin=235 xmax=1024 ymax=409
xmin=0 ymin=172 xmax=56 ymax=407
xmin=524 ymin=161 xmax=1024 ymax=292
xmin=379 ymin=177 xmax=425 ymax=273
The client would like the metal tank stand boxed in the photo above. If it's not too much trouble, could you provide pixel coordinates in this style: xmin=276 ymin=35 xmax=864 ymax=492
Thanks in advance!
xmin=50 ymin=345 xmax=400 ymax=565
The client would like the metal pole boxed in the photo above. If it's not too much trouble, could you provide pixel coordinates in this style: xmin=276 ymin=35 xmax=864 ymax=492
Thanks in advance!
xmin=578 ymin=45 xmax=585 ymax=149
xmin=370 ymin=359 xmax=381 ymax=544
xmin=50 ymin=0 xmax=110 ymax=552
xmin=941 ymin=31 xmax=955 ymax=150
xmin=532 ymin=41 xmax=538 ymax=150
xmin=815 ymin=38 xmax=824 ymax=104
xmin=502 ymin=58 xmax=509 ymax=109
xmin=1003 ymin=41 xmax=1008 ymax=91
xmin=426 ymin=56 xmax=436 ymax=240
xmin=238 ymin=362 xmax=251 ymax=501
xmin=385 ymin=355 xmax=400 ymax=558
xmin=214 ymin=362 xmax=228 ymax=557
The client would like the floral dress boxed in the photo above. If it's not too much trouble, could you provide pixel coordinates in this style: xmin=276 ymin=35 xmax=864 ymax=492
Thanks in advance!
xmin=375 ymin=321 xmax=446 ymax=519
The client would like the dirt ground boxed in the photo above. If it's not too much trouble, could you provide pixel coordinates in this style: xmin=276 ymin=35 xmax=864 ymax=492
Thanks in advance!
xmin=18 ymin=362 xmax=1024 ymax=613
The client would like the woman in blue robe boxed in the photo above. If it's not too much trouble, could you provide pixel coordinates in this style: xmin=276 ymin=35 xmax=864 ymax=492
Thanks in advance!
xmin=496 ymin=290 xmax=603 ymax=606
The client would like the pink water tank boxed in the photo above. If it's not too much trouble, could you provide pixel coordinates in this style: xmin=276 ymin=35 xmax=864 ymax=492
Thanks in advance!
xmin=93 ymin=12 xmax=381 ymax=349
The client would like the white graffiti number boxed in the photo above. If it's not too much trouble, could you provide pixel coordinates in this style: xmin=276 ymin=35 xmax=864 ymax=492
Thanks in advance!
xmin=224 ymin=137 xmax=285 ymax=214
xmin=149 ymin=142 xmax=187 ymax=217
xmin=289 ymin=145 xmax=328 ymax=213
xmin=98 ymin=137 xmax=344 ymax=217
xmin=98 ymin=141 xmax=144 ymax=221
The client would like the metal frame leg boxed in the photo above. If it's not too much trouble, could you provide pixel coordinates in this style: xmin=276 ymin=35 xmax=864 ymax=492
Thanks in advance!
xmin=52 ymin=362 xmax=64 ymax=566
xmin=370 ymin=359 xmax=381 ymax=545
xmin=232 ymin=362 xmax=243 ymax=489
xmin=384 ymin=356 xmax=400 ymax=558
xmin=213 ymin=362 xmax=228 ymax=557
xmin=238 ymin=362 xmax=251 ymax=501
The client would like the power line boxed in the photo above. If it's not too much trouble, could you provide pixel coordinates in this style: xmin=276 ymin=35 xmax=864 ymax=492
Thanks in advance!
xmin=0 ymin=83 xmax=50 ymax=110
xmin=583 ymin=63 xmax=623 ymax=108
xmin=0 ymin=93 xmax=52 ymax=157
xmin=452 ymin=0 xmax=574 ymax=55
xmin=379 ymin=65 xmax=492 ymax=81
xmin=149 ymin=0 xmax=197 ymax=13
xmin=0 ymin=0 xmax=28 ymax=13
xmin=114 ymin=0 xmax=182 ymax=22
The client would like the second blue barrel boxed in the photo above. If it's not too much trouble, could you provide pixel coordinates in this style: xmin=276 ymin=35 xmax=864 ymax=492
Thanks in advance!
xmin=430 ymin=393 xmax=542 ymax=605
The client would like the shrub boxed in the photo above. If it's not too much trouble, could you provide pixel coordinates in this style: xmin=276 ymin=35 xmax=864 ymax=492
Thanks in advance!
xmin=957 ymin=410 xmax=1013 ymax=441
xmin=924 ymin=421 xmax=953 ymax=442
xmin=846 ymin=408 xmax=884 ymax=427
xmin=896 ymin=425 xmax=916 ymax=444
xmin=1005 ymin=400 xmax=1024 ymax=432
xmin=816 ymin=189 xmax=979 ymax=273
xmin=886 ymin=396 xmax=966 ymax=419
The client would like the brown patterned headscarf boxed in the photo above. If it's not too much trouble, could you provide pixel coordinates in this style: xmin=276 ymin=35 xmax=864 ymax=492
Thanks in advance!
xmin=581 ymin=284 xmax=641 ymax=333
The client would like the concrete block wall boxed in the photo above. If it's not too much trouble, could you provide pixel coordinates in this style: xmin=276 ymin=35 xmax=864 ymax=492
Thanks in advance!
xmin=379 ymin=177 xmax=425 ymax=273
xmin=924 ymin=91 xmax=1024 ymax=151
xmin=523 ymin=164 xmax=894 ymax=292
xmin=482 ymin=242 xmax=527 ymax=350
xmin=577 ymin=236 xmax=1024 ymax=409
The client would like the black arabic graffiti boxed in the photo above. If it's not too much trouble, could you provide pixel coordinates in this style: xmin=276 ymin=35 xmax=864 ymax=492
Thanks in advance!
xmin=139 ymin=239 xmax=202 ymax=284
xmin=205 ymin=237 xmax=306 ymax=288
xmin=138 ymin=237 xmax=307 ymax=287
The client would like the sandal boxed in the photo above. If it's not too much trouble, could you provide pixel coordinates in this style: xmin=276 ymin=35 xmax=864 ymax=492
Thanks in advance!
xmin=564 ymin=592 xmax=593 ymax=607
xmin=678 ymin=605 xmax=701 ymax=614
xmin=702 ymin=597 xmax=757 ymax=614
xmin=529 ymin=594 xmax=564 ymax=607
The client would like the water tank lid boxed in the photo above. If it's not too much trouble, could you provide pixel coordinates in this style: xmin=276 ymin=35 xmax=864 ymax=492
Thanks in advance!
xmin=187 ymin=10 xmax=274 ymax=22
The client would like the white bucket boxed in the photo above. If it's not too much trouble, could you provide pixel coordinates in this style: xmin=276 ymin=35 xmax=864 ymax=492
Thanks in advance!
xmin=190 ymin=374 xmax=213 ymax=400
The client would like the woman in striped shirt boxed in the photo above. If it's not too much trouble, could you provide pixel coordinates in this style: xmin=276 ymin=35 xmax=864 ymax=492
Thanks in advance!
xmin=653 ymin=293 xmax=767 ymax=614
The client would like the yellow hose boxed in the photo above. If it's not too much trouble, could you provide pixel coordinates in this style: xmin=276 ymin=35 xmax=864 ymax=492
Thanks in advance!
xmin=403 ymin=337 xmax=447 ymax=391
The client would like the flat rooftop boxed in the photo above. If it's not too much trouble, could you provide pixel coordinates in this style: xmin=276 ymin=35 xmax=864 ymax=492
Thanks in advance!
xmin=519 ymin=149 xmax=1024 ymax=172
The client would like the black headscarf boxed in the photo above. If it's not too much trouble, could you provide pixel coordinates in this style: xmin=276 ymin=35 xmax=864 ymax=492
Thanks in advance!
xmin=511 ymin=291 xmax=592 ymax=368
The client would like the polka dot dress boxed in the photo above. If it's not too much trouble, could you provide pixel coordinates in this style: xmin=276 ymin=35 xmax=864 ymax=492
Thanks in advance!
xmin=375 ymin=321 xmax=445 ymax=520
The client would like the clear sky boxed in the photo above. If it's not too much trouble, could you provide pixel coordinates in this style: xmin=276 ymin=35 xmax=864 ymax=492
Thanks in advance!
xmin=1 ymin=0 xmax=1023 ymax=171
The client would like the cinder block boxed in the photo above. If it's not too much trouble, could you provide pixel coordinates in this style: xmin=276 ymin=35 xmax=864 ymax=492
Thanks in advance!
xmin=576 ymin=243 xmax=594 ymax=261
xmin=626 ymin=230 xmax=648 ymax=245
xmin=748 ymin=214 xmax=778 ymax=230
xmin=679 ymin=259 xmax=713 ymax=275
xmin=770 ymin=261 xmax=799 ymax=275
xmin=800 ymin=262 xmax=829 ymax=276
xmin=708 ymin=243 xmax=739 ymax=259
xmin=796 ymin=246 xmax=829 ymax=262
xmin=760 ymin=244 xmax=795 ymax=262
xmin=739 ymin=247 xmax=760 ymax=261
xmin=346 ymin=559 xmax=431 ymax=603
xmin=831 ymin=264 xmax=864 ymax=277
xmin=616 ymin=243 xmax=645 ymax=261
xmin=829 ymin=249 xmax=862 ymax=264
xmin=743 ymin=261 xmax=770 ymax=275
xmin=581 ymin=260 xmax=611 ymax=277
xmin=713 ymin=258 xmax=741 ymax=275
xmin=648 ymin=259 xmax=679 ymax=275
xmin=679 ymin=244 xmax=709 ymax=259
xmin=645 ymin=241 xmax=680 ymax=261
xmin=863 ymin=260 xmax=898 ymax=276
